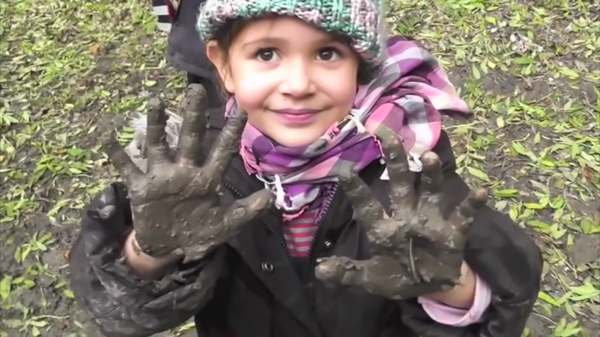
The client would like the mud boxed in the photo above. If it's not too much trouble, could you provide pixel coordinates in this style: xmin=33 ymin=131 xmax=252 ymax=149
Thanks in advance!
xmin=568 ymin=234 xmax=600 ymax=266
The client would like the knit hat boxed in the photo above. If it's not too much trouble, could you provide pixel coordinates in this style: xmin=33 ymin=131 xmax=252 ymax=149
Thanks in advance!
xmin=196 ymin=0 xmax=386 ymax=71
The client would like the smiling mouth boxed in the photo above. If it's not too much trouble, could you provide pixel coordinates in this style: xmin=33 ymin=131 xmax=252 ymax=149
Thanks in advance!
xmin=269 ymin=108 xmax=322 ymax=125
xmin=270 ymin=108 xmax=322 ymax=115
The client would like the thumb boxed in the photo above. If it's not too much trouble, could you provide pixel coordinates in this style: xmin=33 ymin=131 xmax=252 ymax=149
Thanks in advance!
xmin=221 ymin=189 xmax=274 ymax=234
xmin=316 ymin=256 xmax=415 ymax=300
xmin=315 ymin=256 xmax=366 ymax=286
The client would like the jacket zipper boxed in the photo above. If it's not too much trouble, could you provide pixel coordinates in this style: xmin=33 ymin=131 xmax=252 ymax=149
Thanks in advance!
xmin=305 ymin=184 xmax=339 ymax=277
xmin=223 ymin=181 xmax=291 ymax=257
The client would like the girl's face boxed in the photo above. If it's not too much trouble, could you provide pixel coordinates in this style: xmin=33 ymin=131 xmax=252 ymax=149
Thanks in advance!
xmin=207 ymin=16 xmax=360 ymax=147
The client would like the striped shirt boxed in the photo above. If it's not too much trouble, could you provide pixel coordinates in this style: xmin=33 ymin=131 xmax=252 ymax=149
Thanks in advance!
xmin=282 ymin=187 xmax=334 ymax=257
xmin=283 ymin=209 xmax=319 ymax=257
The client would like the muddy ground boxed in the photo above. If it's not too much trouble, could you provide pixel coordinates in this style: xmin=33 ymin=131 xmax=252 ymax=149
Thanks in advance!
xmin=1 ymin=0 xmax=599 ymax=336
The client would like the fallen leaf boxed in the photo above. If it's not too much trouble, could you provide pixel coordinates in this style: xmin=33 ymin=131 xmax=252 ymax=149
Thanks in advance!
xmin=88 ymin=43 xmax=101 ymax=54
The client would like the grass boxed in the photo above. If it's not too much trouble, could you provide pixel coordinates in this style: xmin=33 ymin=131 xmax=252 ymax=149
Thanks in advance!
xmin=1 ymin=0 xmax=598 ymax=336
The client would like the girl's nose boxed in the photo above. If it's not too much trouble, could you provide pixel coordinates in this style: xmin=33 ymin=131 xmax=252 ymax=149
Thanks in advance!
xmin=278 ymin=59 xmax=316 ymax=97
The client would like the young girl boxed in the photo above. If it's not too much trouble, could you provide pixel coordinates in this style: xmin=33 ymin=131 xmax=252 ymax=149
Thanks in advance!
xmin=70 ymin=0 xmax=543 ymax=336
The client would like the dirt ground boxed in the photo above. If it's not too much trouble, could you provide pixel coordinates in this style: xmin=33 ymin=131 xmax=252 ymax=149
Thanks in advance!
xmin=1 ymin=0 xmax=599 ymax=336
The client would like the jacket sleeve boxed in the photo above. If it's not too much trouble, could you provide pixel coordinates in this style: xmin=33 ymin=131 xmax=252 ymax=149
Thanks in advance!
xmin=397 ymin=131 xmax=543 ymax=337
xmin=69 ymin=182 xmax=228 ymax=337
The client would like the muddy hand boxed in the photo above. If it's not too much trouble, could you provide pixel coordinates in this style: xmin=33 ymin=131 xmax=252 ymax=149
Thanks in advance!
xmin=101 ymin=84 xmax=273 ymax=259
xmin=315 ymin=134 xmax=488 ymax=300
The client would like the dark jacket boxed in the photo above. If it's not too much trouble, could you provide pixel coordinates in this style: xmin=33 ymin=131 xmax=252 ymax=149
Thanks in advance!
xmin=69 ymin=108 xmax=543 ymax=337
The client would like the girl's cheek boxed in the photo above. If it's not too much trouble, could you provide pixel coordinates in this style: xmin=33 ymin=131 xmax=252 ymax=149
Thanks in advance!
xmin=234 ymin=65 xmax=276 ymax=109
xmin=236 ymin=80 xmax=266 ymax=109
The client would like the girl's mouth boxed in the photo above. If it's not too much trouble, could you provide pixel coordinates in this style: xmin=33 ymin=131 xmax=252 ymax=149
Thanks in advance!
xmin=271 ymin=108 xmax=321 ymax=126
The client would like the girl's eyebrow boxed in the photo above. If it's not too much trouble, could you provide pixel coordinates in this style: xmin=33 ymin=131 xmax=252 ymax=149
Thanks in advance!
xmin=240 ymin=36 xmax=341 ymax=50
xmin=241 ymin=37 xmax=287 ymax=49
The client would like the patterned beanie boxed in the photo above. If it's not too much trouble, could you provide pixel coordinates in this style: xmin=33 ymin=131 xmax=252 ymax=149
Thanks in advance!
xmin=196 ymin=0 xmax=387 ymax=71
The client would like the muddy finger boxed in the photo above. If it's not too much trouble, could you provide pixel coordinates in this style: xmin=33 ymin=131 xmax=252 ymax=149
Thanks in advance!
xmin=417 ymin=151 xmax=444 ymax=208
xmin=450 ymin=188 xmax=488 ymax=231
xmin=315 ymin=256 xmax=363 ymax=285
xmin=380 ymin=134 xmax=416 ymax=213
xmin=176 ymin=84 xmax=208 ymax=166
xmin=203 ymin=111 xmax=248 ymax=188
xmin=202 ymin=189 xmax=274 ymax=244
xmin=315 ymin=256 xmax=414 ymax=300
xmin=338 ymin=169 xmax=386 ymax=224
xmin=146 ymin=96 xmax=172 ymax=167
xmin=101 ymin=131 xmax=144 ymax=185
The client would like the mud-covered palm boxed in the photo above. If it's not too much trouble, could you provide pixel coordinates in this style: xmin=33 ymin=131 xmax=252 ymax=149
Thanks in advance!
xmin=101 ymin=84 xmax=273 ymax=259
xmin=315 ymin=134 xmax=487 ymax=300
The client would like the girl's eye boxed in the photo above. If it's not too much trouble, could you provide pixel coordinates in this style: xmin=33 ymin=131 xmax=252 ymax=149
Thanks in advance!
xmin=256 ymin=48 xmax=279 ymax=62
xmin=317 ymin=48 xmax=341 ymax=61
